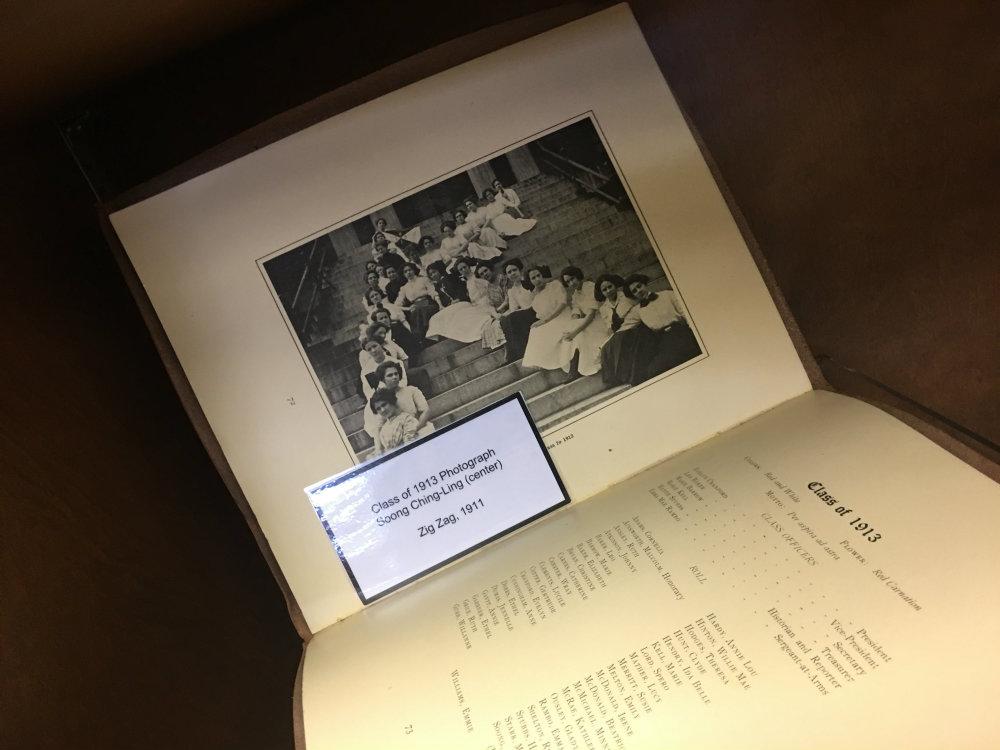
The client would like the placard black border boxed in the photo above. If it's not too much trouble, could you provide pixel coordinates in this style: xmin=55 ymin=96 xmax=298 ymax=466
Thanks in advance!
xmin=305 ymin=391 xmax=570 ymax=605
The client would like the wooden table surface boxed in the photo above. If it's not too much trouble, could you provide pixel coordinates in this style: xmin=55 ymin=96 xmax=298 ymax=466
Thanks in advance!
xmin=2 ymin=2 xmax=997 ymax=748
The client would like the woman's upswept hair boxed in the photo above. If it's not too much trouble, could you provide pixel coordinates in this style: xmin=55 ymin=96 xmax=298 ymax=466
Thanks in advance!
xmin=559 ymin=266 xmax=584 ymax=287
xmin=375 ymin=360 xmax=404 ymax=384
xmin=370 ymin=387 xmax=396 ymax=410
xmin=502 ymin=258 xmax=524 ymax=273
xmin=623 ymin=273 xmax=651 ymax=300
xmin=593 ymin=273 xmax=625 ymax=302
xmin=365 ymin=322 xmax=389 ymax=340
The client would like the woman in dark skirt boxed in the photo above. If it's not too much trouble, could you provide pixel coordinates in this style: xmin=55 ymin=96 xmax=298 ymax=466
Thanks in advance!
xmin=425 ymin=260 xmax=469 ymax=306
xmin=497 ymin=258 xmax=537 ymax=364
xmin=396 ymin=262 xmax=440 ymax=341
xmin=624 ymin=273 xmax=701 ymax=381
xmin=595 ymin=274 xmax=644 ymax=386
xmin=370 ymin=306 xmax=427 ymax=359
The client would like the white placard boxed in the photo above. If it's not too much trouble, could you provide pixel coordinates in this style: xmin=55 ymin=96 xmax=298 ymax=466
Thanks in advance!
xmin=305 ymin=395 xmax=568 ymax=603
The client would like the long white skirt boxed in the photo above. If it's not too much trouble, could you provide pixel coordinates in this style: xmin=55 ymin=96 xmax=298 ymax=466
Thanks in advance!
xmin=476 ymin=226 xmax=507 ymax=249
xmin=571 ymin=317 xmax=613 ymax=376
xmin=492 ymin=213 xmax=537 ymax=237
xmin=426 ymin=302 xmax=495 ymax=343
xmin=465 ymin=241 xmax=503 ymax=262
xmin=521 ymin=308 xmax=576 ymax=371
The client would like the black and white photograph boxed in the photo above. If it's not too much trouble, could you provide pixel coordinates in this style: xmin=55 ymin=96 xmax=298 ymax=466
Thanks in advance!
xmin=261 ymin=116 xmax=704 ymax=462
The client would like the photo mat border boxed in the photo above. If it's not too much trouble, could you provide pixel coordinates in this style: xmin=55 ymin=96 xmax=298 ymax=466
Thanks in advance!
xmin=256 ymin=111 xmax=710 ymax=466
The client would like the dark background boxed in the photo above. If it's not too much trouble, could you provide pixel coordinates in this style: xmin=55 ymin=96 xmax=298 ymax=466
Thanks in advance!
xmin=2 ymin=2 xmax=997 ymax=748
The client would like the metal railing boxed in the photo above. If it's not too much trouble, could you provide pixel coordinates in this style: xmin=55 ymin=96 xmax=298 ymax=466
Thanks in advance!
xmin=289 ymin=238 xmax=332 ymax=342
xmin=536 ymin=144 xmax=625 ymax=206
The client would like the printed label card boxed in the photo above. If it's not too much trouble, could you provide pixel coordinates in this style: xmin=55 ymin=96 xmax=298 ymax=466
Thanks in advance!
xmin=306 ymin=395 xmax=569 ymax=603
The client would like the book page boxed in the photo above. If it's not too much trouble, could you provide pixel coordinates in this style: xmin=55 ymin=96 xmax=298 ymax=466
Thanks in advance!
xmin=108 ymin=5 xmax=809 ymax=632
xmin=302 ymin=391 xmax=1000 ymax=749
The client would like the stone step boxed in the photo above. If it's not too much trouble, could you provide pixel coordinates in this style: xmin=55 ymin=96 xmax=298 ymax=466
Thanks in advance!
xmin=533 ymin=383 xmax=630 ymax=433
xmin=325 ymin=173 xmax=570 ymax=267
xmin=326 ymin=340 xmax=488 ymax=420
xmin=424 ymin=360 xmax=530 ymax=417
xmin=329 ymin=276 xmax=677 ymax=420
xmin=322 ymin=255 xmax=669 ymax=408
xmin=350 ymin=370 xmax=619 ymax=456
xmin=319 ymin=242 xmax=664 ymax=364
xmin=337 ymin=352 xmax=528 ymax=431
xmin=326 ymin=375 xmax=367 ymax=404
xmin=319 ymin=218 xmax=632 ymax=339
xmin=330 ymin=267 xmax=670 ymax=414
xmin=524 ymin=373 xmax=610 ymax=423
xmin=327 ymin=193 xmax=623 ymax=287
xmin=321 ymin=337 xmax=484 ymax=392
xmin=320 ymin=251 xmax=664 ymax=385
xmin=338 ymin=346 xmax=509 ymax=435
xmin=347 ymin=368 xmax=566 ymax=452
xmin=321 ymin=215 xmax=650 ymax=346
xmin=333 ymin=393 xmax=365 ymax=419
xmin=328 ymin=179 xmax=609 ymax=271
xmin=413 ymin=337 xmax=466 ymax=365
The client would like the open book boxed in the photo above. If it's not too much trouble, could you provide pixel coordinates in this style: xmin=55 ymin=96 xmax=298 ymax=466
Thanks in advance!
xmin=105 ymin=6 xmax=999 ymax=748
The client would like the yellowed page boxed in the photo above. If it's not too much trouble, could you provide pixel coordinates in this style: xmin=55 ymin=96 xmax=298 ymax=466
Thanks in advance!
xmin=109 ymin=5 xmax=809 ymax=632
xmin=302 ymin=391 xmax=1000 ymax=749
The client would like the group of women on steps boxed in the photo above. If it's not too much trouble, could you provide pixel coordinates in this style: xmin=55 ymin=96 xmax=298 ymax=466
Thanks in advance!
xmin=349 ymin=179 xmax=699 ymax=457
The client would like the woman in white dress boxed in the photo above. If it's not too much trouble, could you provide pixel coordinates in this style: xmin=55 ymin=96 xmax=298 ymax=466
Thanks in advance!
xmin=436 ymin=220 xmax=470 ymax=267
xmin=424 ymin=260 xmax=497 ymax=344
xmin=371 ymin=238 xmax=408 ymax=268
xmin=372 ymin=263 xmax=391 ymax=293
xmin=521 ymin=265 xmax=576 ymax=372
xmin=416 ymin=235 xmax=441 ymax=269
xmin=396 ymin=263 xmax=440 ymax=341
xmin=360 ymin=271 xmax=381 ymax=311
xmin=369 ymin=307 xmax=425 ymax=360
xmin=369 ymin=388 xmax=422 ymax=456
xmin=498 ymin=258 xmax=537 ymax=363
xmin=376 ymin=361 xmax=433 ymax=432
xmin=558 ymin=266 xmax=611 ymax=377
xmin=492 ymin=178 xmax=528 ymax=218
xmin=362 ymin=286 xmax=404 ymax=320
xmin=453 ymin=208 xmax=505 ymax=258
xmin=359 ymin=338 xmax=408 ymax=399
xmin=456 ymin=257 xmax=499 ymax=314
xmin=359 ymin=322 xmax=407 ymax=362
xmin=481 ymin=188 xmax=537 ymax=237
xmin=364 ymin=360 xmax=435 ymax=450
xmin=594 ymin=273 xmax=644 ymax=386
xmin=371 ymin=218 xmax=402 ymax=250
xmin=466 ymin=261 xmax=506 ymax=350
xmin=624 ymin=273 xmax=701 ymax=380
xmin=461 ymin=198 xmax=488 ymax=232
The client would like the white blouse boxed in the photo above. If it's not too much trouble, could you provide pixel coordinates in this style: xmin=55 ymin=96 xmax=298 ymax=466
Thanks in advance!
xmin=638 ymin=291 xmax=687 ymax=330
xmin=506 ymin=284 xmax=535 ymax=312
xmin=398 ymin=276 xmax=437 ymax=305
xmin=599 ymin=296 xmax=641 ymax=332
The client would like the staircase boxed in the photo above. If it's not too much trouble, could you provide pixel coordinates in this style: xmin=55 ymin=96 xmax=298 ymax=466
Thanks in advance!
xmin=304 ymin=172 xmax=671 ymax=460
